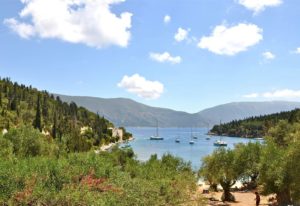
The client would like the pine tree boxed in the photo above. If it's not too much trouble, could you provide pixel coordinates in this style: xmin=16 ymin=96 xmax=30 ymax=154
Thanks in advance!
xmin=42 ymin=95 xmax=48 ymax=118
xmin=10 ymin=96 xmax=17 ymax=111
xmin=33 ymin=95 xmax=42 ymax=132
xmin=52 ymin=111 xmax=57 ymax=139
xmin=0 ymin=91 xmax=2 ymax=107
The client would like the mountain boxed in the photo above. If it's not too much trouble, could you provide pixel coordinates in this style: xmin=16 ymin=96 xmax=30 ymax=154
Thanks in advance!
xmin=197 ymin=101 xmax=300 ymax=125
xmin=56 ymin=94 xmax=300 ymax=127
xmin=56 ymin=95 xmax=203 ymax=127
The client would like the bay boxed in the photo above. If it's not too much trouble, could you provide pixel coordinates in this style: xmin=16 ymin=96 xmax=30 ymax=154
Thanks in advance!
xmin=124 ymin=127 xmax=260 ymax=170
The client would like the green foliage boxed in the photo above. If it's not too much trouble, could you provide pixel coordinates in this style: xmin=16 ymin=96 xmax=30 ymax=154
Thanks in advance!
xmin=0 ymin=77 xmax=131 ymax=152
xmin=202 ymin=120 xmax=300 ymax=205
xmin=200 ymin=148 xmax=239 ymax=201
xmin=259 ymin=122 xmax=300 ymax=205
xmin=33 ymin=94 xmax=42 ymax=131
xmin=2 ymin=126 xmax=58 ymax=158
xmin=0 ymin=149 xmax=200 ymax=205
xmin=234 ymin=142 xmax=262 ymax=187
xmin=0 ymin=135 xmax=13 ymax=158
xmin=211 ymin=109 xmax=300 ymax=138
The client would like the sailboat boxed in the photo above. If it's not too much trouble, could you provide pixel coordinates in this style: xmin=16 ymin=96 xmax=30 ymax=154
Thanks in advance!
xmin=175 ymin=128 xmax=180 ymax=143
xmin=150 ymin=120 xmax=164 ymax=140
xmin=206 ymin=125 xmax=211 ymax=140
xmin=192 ymin=127 xmax=198 ymax=139
xmin=189 ymin=128 xmax=195 ymax=144
xmin=213 ymin=139 xmax=227 ymax=146
xmin=213 ymin=121 xmax=227 ymax=146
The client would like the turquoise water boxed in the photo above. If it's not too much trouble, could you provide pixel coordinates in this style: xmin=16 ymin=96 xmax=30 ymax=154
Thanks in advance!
xmin=124 ymin=127 xmax=260 ymax=170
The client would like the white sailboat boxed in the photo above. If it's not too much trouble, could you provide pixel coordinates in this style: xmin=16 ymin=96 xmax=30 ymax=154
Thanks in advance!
xmin=192 ymin=127 xmax=198 ymax=139
xmin=189 ymin=128 xmax=195 ymax=144
xmin=150 ymin=120 xmax=163 ymax=140
xmin=213 ymin=121 xmax=227 ymax=146
xmin=175 ymin=127 xmax=180 ymax=143
xmin=206 ymin=125 xmax=211 ymax=140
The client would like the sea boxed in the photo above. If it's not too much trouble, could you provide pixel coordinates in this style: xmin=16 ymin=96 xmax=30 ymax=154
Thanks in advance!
xmin=123 ymin=127 xmax=261 ymax=170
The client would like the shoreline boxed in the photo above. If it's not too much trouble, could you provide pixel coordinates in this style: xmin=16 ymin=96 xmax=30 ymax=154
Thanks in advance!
xmin=96 ymin=136 xmax=135 ymax=153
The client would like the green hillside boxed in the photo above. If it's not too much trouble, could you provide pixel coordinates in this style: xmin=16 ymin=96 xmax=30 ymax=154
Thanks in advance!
xmin=0 ymin=77 xmax=200 ymax=205
xmin=0 ymin=77 xmax=131 ymax=152
xmin=210 ymin=109 xmax=300 ymax=138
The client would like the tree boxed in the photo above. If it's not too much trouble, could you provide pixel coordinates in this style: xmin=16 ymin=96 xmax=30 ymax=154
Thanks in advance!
xmin=52 ymin=111 xmax=57 ymax=139
xmin=200 ymin=148 xmax=239 ymax=201
xmin=0 ymin=86 xmax=2 ymax=107
xmin=234 ymin=142 xmax=262 ymax=189
xmin=33 ymin=95 xmax=42 ymax=131
xmin=42 ymin=95 xmax=49 ymax=119
xmin=259 ymin=122 xmax=300 ymax=205
xmin=259 ymin=140 xmax=293 ymax=205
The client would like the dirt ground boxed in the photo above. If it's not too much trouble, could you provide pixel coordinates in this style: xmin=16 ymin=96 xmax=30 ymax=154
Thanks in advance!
xmin=199 ymin=187 xmax=274 ymax=206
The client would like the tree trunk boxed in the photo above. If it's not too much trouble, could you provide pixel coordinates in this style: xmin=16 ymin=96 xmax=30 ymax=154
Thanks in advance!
xmin=277 ymin=188 xmax=292 ymax=206
xmin=211 ymin=183 xmax=218 ymax=192
xmin=223 ymin=188 xmax=231 ymax=201
xmin=220 ymin=181 xmax=235 ymax=202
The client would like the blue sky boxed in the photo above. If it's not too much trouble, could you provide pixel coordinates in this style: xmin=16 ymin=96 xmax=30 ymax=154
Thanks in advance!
xmin=1 ymin=0 xmax=300 ymax=113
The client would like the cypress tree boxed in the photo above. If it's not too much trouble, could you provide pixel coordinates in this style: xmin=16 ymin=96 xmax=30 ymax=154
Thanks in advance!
xmin=0 ymin=90 xmax=2 ymax=107
xmin=33 ymin=94 xmax=42 ymax=131
xmin=52 ymin=111 xmax=57 ymax=139
xmin=10 ymin=97 xmax=17 ymax=111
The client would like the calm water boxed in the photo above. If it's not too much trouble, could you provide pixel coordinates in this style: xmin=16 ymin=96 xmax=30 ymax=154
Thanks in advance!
xmin=123 ymin=127 xmax=259 ymax=170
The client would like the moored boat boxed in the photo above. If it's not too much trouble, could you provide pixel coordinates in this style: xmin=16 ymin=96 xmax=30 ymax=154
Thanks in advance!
xmin=150 ymin=119 xmax=164 ymax=140
xmin=214 ymin=140 xmax=227 ymax=146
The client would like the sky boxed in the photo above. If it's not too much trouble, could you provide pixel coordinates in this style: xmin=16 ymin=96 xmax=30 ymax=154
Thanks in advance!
xmin=1 ymin=0 xmax=300 ymax=113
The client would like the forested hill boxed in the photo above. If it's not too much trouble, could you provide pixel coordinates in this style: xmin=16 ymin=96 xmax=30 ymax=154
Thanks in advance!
xmin=210 ymin=109 xmax=300 ymax=138
xmin=0 ymin=77 xmax=130 ymax=151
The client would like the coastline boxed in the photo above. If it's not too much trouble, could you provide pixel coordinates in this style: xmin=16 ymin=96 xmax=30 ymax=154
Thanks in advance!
xmin=96 ymin=136 xmax=135 ymax=153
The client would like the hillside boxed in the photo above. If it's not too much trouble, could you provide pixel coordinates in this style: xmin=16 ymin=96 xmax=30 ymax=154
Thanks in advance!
xmin=210 ymin=108 xmax=300 ymax=138
xmin=57 ymin=94 xmax=300 ymax=127
xmin=56 ymin=95 xmax=204 ymax=127
xmin=0 ymin=77 xmax=131 ymax=152
xmin=197 ymin=101 xmax=300 ymax=124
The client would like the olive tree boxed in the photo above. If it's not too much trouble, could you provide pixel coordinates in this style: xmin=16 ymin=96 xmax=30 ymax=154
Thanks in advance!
xmin=200 ymin=148 xmax=240 ymax=201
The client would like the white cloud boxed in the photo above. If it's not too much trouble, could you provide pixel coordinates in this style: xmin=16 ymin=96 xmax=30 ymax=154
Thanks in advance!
xmin=237 ymin=0 xmax=282 ymax=14
xmin=174 ymin=27 xmax=189 ymax=42
xmin=4 ymin=0 xmax=132 ymax=48
xmin=118 ymin=74 xmax=164 ymax=99
xmin=293 ymin=47 xmax=300 ymax=54
xmin=164 ymin=15 xmax=171 ymax=24
xmin=198 ymin=23 xmax=263 ymax=56
xmin=243 ymin=89 xmax=300 ymax=99
xmin=263 ymin=89 xmax=300 ymax=98
xmin=243 ymin=93 xmax=259 ymax=98
xmin=262 ymin=51 xmax=275 ymax=60
xmin=4 ymin=18 xmax=35 ymax=39
xmin=149 ymin=52 xmax=182 ymax=64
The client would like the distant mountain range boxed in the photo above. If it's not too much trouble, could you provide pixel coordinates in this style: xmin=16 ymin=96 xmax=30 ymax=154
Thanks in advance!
xmin=57 ymin=94 xmax=300 ymax=127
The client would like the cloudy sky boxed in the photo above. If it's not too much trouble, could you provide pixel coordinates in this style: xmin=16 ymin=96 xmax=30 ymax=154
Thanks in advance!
xmin=1 ymin=0 xmax=300 ymax=112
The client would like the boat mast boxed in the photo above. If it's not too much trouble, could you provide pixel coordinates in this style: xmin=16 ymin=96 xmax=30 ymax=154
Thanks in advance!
xmin=156 ymin=119 xmax=159 ymax=137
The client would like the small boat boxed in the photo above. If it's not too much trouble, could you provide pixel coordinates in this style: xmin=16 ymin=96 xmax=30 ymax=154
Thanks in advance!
xmin=255 ymin=137 xmax=264 ymax=141
xmin=150 ymin=120 xmax=164 ymax=140
xmin=189 ymin=128 xmax=195 ymax=144
xmin=175 ymin=138 xmax=180 ymax=143
xmin=206 ymin=125 xmax=211 ymax=140
xmin=121 ymin=144 xmax=131 ymax=149
xmin=150 ymin=136 xmax=164 ymax=140
xmin=214 ymin=140 xmax=227 ymax=147
xmin=193 ymin=135 xmax=198 ymax=139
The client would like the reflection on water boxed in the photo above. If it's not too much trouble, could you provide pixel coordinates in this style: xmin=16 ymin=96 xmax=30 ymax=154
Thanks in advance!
xmin=123 ymin=127 xmax=260 ymax=170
